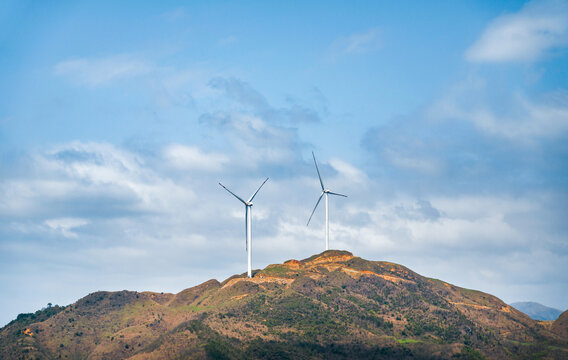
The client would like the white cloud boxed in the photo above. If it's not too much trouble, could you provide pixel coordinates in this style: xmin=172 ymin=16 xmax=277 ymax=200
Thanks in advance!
xmin=7 ymin=141 xmax=197 ymax=217
xmin=345 ymin=196 xmax=524 ymax=251
xmin=329 ymin=158 xmax=368 ymax=185
xmin=466 ymin=0 xmax=568 ymax=62
xmin=0 ymin=179 xmax=77 ymax=218
xmin=209 ymin=112 xmax=298 ymax=168
xmin=467 ymin=97 xmax=568 ymax=139
xmin=199 ymin=87 xmax=303 ymax=169
xmin=432 ymin=79 xmax=568 ymax=141
xmin=327 ymin=28 xmax=381 ymax=61
xmin=45 ymin=141 xmax=144 ymax=180
xmin=164 ymin=144 xmax=229 ymax=172
xmin=44 ymin=218 xmax=89 ymax=238
xmin=54 ymin=55 xmax=151 ymax=87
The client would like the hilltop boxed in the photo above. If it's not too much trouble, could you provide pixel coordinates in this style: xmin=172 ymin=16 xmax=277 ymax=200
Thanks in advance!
xmin=1 ymin=250 xmax=567 ymax=359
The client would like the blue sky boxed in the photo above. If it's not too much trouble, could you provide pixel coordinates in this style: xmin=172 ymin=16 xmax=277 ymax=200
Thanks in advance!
xmin=1 ymin=0 xmax=568 ymax=326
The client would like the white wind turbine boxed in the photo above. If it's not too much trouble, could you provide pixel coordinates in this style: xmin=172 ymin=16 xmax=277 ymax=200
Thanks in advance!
xmin=307 ymin=152 xmax=347 ymax=251
xmin=219 ymin=178 xmax=269 ymax=278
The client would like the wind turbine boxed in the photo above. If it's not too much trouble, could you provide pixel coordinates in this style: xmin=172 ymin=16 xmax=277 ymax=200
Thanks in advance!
xmin=307 ymin=152 xmax=347 ymax=251
xmin=219 ymin=177 xmax=269 ymax=278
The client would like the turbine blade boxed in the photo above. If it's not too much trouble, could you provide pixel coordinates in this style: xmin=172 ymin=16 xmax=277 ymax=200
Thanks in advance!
xmin=328 ymin=191 xmax=347 ymax=198
xmin=248 ymin=177 xmax=269 ymax=202
xmin=312 ymin=151 xmax=325 ymax=191
xmin=307 ymin=192 xmax=324 ymax=226
xmin=219 ymin=182 xmax=247 ymax=205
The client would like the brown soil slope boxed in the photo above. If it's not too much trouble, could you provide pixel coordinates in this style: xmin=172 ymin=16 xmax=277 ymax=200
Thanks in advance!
xmin=552 ymin=310 xmax=568 ymax=339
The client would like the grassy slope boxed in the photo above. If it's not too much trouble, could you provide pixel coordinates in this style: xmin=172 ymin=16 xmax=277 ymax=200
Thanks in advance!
xmin=1 ymin=250 xmax=567 ymax=359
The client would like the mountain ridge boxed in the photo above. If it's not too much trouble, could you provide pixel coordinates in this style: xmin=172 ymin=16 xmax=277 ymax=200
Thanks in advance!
xmin=1 ymin=250 xmax=567 ymax=359
xmin=510 ymin=301 xmax=563 ymax=321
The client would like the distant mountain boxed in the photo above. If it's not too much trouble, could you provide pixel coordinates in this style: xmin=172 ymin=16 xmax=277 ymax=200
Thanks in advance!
xmin=1 ymin=250 xmax=567 ymax=359
xmin=510 ymin=301 xmax=563 ymax=321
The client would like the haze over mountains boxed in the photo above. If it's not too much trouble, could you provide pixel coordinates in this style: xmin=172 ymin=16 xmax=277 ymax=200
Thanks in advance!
xmin=510 ymin=302 xmax=564 ymax=321
xmin=2 ymin=250 xmax=567 ymax=359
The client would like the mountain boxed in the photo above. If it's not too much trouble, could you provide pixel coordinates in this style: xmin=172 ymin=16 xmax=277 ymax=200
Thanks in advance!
xmin=1 ymin=250 xmax=567 ymax=359
xmin=510 ymin=301 xmax=563 ymax=321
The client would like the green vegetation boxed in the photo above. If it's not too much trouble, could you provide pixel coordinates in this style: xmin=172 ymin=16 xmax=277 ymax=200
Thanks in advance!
xmin=261 ymin=265 xmax=294 ymax=277
xmin=1 ymin=250 xmax=566 ymax=359
xmin=396 ymin=338 xmax=421 ymax=344
xmin=458 ymin=346 xmax=487 ymax=360
xmin=8 ymin=305 xmax=65 ymax=328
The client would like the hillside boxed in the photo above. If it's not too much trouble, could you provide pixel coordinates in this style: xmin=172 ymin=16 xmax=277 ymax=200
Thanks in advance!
xmin=510 ymin=301 xmax=563 ymax=321
xmin=1 ymin=250 xmax=567 ymax=359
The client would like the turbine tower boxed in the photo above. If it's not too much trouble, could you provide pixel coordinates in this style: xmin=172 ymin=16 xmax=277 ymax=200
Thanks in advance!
xmin=219 ymin=178 xmax=269 ymax=278
xmin=307 ymin=152 xmax=347 ymax=251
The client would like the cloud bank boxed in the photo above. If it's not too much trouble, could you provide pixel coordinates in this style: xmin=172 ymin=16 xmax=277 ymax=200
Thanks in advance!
xmin=466 ymin=0 xmax=568 ymax=62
